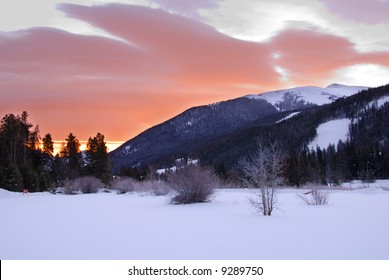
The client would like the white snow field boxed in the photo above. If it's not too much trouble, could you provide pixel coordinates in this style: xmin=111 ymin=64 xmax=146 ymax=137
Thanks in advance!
xmin=308 ymin=118 xmax=351 ymax=150
xmin=1 ymin=185 xmax=389 ymax=260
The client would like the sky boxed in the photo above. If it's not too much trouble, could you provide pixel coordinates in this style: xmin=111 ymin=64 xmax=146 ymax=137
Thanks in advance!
xmin=1 ymin=0 xmax=389 ymax=152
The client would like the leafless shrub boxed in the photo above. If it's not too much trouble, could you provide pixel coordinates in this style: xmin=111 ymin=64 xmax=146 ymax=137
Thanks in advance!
xmin=62 ymin=176 xmax=104 ymax=194
xmin=167 ymin=165 xmax=220 ymax=204
xmin=111 ymin=177 xmax=137 ymax=194
xmin=297 ymin=186 xmax=330 ymax=205
xmin=141 ymin=180 xmax=170 ymax=196
xmin=240 ymin=143 xmax=286 ymax=216
xmin=74 ymin=176 xmax=104 ymax=193
xmin=63 ymin=179 xmax=79 ymax=195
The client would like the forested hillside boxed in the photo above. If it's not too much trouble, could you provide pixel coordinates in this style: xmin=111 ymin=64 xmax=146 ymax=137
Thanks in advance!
xmin=195 ymin=84 xmax=389 ymax=186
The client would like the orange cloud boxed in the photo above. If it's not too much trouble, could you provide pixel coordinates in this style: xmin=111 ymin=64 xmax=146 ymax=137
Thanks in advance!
xmin=0 ymin=4 xmax=279 ymax=143
xmin=59 ymin=4 xmax=276 ymax=88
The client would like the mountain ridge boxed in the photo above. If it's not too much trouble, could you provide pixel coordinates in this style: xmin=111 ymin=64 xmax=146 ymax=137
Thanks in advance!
xmin=109 ymin=83 xmax=368 ymax=172
xmin=245 ymin=84 xmax=368 ymax=111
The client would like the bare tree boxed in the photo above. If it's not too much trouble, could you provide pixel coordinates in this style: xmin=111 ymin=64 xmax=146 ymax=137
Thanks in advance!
xmin=240 ymin=143 xmax=286 ymax=216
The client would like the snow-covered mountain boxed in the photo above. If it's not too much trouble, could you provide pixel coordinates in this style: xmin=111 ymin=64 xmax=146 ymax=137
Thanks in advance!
xmin=246 ymin=84 xmax=368 ymax=111
xmin=110 ymin=83 xmax=370 ymax=171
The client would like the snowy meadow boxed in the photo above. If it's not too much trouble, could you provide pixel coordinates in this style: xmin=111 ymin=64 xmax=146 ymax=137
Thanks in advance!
xmin=1 ymin=183 xmax=389 ymax=260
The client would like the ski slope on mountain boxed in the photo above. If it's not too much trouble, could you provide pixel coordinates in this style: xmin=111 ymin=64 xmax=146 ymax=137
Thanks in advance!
xmin=1 ymin=187 xmax=388 ymax=260
xmin=307 ymin=89 xmax=389 ymax=151
xmin=308 ymin=118 xmax=351 ymax=150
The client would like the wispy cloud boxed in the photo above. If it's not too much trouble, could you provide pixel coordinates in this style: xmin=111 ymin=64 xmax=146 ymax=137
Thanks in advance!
xmin=199 ymin=0 xmax=389 ymax=53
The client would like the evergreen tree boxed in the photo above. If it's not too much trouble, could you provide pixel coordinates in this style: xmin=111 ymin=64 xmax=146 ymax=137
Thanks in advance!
xmin=42 ymin=133 xmax=54 ymax=156
xmin=325 ymin=145 xmax=339 ymax=186
xmin=316 ymin=147 xmax=327 ymax=185
xmin=1 ymin=165 xmax=23 ymax=192
xmin=27 ymin=125 xmax=41 ymax=151
xmin=0 ymin=113 xmax=24 ymax=165
xmin=214 ymin=162 xmax=229 ymax=181
xmin=118 ymin=166 xmax=142 ymax=180
xmin=287 ymin=151 xmax=301 ymax=187
xmin=51 ymin=154 xmax=68 ymax=184
xmin=19 ymin=164 xmax=40 ymax=192
xmin=61 ymin=133 xmax=81 ymax=179
xmin=85 ymin=132 xmax=112 ymax=184
xmin=0 ymin=111 xmax=52 ymax=192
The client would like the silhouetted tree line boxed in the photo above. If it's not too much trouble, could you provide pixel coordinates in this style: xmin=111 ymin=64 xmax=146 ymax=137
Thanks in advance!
xmin=0 ymin=111 xmax=112 ymax=192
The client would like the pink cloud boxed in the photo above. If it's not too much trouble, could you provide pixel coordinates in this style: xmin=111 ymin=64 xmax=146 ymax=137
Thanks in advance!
xmin=320 ymin=0 xmax=389 ymax=24
xmin=0 ymin=4 xmax=278 ymax=142
xmin=269 ymin=29 xmax=389 ymax=85
xmin=58 ymin=3 xmax=276 ymax=87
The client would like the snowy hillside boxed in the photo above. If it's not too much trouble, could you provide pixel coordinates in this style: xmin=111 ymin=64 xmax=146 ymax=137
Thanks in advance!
xmin=1 ymin=187 xmax=389 ymax=260
xmin=308 ymin=118 xmax=351 ymax=150
xmin=307 ymin=90 xmax=389 ymax=150
xmin=246 ymin=84 xmax=368 ymax=111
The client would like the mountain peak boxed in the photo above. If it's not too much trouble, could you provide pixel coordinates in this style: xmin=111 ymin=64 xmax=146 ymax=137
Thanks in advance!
xmin=246 ymin=84 xmax=368 ymax=111
xmin=327 ymin=83 xmax=352 ymax=88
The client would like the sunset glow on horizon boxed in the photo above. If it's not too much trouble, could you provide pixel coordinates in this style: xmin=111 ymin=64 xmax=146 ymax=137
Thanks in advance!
xmin=1 ymin=0 xmax=389 ymax=149
xmin=51 ymin=140 xmax=124 ymax=155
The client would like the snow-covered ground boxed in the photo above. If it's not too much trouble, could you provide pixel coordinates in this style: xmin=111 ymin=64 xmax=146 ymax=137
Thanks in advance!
xmin=1 ymin=185 xmax=388 ymax=260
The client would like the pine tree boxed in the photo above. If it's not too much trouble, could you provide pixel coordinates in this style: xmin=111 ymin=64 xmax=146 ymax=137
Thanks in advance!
xmin=61 ymin=133 xmax=81 ymax=179
xmin=0 ymin=111 xmax=54 ymax=192
xmin=85 ymin=132 xmax=112 ymax=184
xmin=1 ymin=165 xmax=23 ymax=192
xmin=287 ymin=151 xmax=301 ymax=187
xmin=0 ymin=113 xmax=23 ymax=165
xmin=42 ymin=133 xmax=54 ymax=156
xmin=316 ymin=147 xmax=327 ymax=185
xmin=19 ymin=164 xmax=40 ymax=192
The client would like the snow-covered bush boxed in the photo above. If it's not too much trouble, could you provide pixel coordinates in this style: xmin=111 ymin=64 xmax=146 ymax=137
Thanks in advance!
xmin=63 ymin=176 xmax=103 ymax=194
xmin=167 ymin=165 xmax=219 ymax=204
xmin=111 ymin=177 xmax=170 ymax=195
xmin=140 ymin=180 xmax=170 ymax=196
xmin=63 ymin=179 xmax=78 ymax=195
xmin=76 ymin=176 xmax=104 ymax=193
xmin=111 ymin=177 xmax=137 ymax=194
xmin=297 ymin=186 xmax=330 ymax=205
